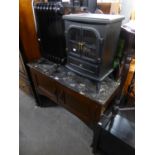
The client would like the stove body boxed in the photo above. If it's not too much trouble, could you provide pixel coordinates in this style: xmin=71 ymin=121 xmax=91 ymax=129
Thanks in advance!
xmin=63 ymin=14 xmax=124 ymax=81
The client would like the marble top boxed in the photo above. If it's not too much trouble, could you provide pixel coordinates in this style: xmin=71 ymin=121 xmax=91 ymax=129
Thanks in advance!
xmin=28 ymin=58 xmax=120 ymax=105
xmin=63 ymin=13 xmax=125 ymax=23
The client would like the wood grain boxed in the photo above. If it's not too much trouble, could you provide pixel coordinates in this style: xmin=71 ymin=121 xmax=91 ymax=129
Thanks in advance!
xmin=97 ymin=3 xmax=111 ymax=14
xmin=19 ymin=0 xmax=41 ymax=62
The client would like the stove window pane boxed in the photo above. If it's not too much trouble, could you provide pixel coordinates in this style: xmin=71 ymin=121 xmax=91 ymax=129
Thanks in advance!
xmin=82 ymin=46 xmax=97 ymax=59
xmin=69 ymin=28 xmax=81 ymax=42
xmin=82 ymin=30 xmax=98 ymax=60
xmin=83 ymin=30 xmax=97 ymax=46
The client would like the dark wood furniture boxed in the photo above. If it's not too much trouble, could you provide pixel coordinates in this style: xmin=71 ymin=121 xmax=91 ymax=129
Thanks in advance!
xmin=19 ymin=0 xmax=120 ymax=126
xmin=19 ymin=0 xmax=41 ymax=63
xmin=19 ymin=52 xmax=33 ymax=96
xmin=19 ymin=0 xmax=131 ymax=128
xmin=91 ymin=26 xmax=135 ymax=154
xmin=92 ymin=113 xmax=135 ymax=155
xmin=19 ymin=0 xmax=44 ymax=103
xmin=28 ymin=58 xmax=120 ymax=126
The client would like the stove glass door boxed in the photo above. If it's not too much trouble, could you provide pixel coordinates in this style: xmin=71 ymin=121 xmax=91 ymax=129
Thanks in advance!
xmin=67 ymin=27 xmax=81 ymax=57
xmin=82 ymin=28 xmax=99 ymax=61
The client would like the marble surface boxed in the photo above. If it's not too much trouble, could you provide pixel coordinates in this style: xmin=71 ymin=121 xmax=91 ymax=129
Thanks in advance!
xmin=28 ymin=58 xmax=120 ymax=105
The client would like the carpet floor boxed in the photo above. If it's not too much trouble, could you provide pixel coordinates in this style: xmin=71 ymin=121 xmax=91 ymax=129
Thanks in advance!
xmin=19 ymin=90 xmax=93 ymax=155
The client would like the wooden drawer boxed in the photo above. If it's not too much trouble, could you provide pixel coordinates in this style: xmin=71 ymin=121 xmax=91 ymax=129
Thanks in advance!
xmin=60 ymin=87 xmax=101 ymax=124
xmin=65 ymin=94 xmax=92 ymax=123
xmin=31 ymin=69 xmax=58 ymax=103
xmin=30 ymin=68 xmax=103 ymax=125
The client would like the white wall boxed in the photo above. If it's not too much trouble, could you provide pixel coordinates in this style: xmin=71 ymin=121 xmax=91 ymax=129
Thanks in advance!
xmin=120 ymin=0 xmax=135 ymax=24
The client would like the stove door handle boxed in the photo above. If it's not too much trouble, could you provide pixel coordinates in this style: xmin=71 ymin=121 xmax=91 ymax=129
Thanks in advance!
xmin=81 ymin=42 xmax=85 ymax=50
xmin=78 ymin=42 xmax=81 ymax=51
xmin=81 ymin=42 xmax=85 ymax=46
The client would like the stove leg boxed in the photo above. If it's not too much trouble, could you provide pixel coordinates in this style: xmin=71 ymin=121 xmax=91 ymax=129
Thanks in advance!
xmin=96 ymin=82 xmax=101 ymax=94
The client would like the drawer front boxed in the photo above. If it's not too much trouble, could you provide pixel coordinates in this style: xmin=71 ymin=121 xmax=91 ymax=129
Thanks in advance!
xmin=63 ymin=91 xmax=101 ymax=124
xmin=56 ymin=83 xmax=102 ymax=124
xmin=31 ymin=70 xmax=58 ymax=103
xmin=30 ymin=68 xmax=102 ymax=125
xmin=68 ymin=56 xmax=99 ymax=75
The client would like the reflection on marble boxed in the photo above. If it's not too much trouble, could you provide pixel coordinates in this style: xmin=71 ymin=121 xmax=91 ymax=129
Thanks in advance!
xmin=28 ymin=58 xmax=120 ymax=105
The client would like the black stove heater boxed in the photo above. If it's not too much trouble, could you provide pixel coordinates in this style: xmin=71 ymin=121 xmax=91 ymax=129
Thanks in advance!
xmin=33 ymin=0 xmax=66 ymax=64
xmin=63 ymin=14 xmax=124 ymax=81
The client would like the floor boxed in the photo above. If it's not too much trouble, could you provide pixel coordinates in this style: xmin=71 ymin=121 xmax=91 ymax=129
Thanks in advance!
xmin=19 ymin=90 xmax=94 ymax=155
